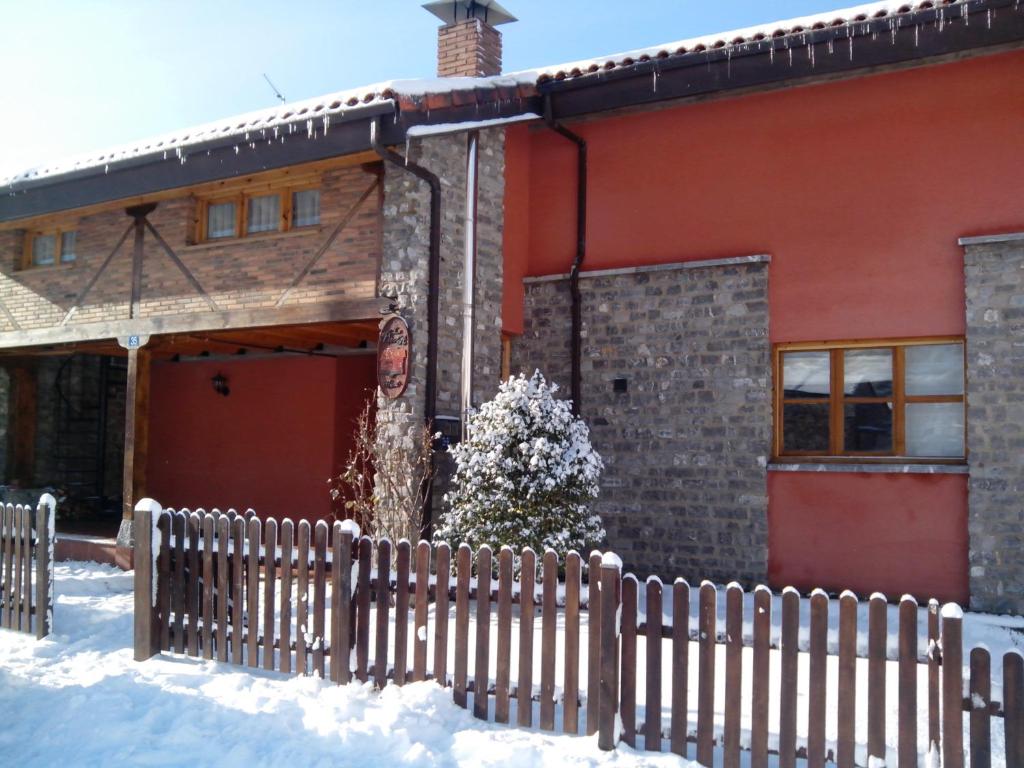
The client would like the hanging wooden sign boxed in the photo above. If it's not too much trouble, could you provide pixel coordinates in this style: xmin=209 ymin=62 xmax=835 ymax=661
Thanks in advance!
xmin=377 ymin=315 xmax=411 ymax=399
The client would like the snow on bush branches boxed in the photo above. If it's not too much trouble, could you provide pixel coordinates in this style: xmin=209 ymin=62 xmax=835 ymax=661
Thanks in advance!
xmin=436 ymin=371 xmax=605 ymax=554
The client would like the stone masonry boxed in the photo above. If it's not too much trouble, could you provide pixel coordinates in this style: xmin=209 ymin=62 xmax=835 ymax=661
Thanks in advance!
xmin=512 ymin=258 xmax=772 ymax=586
xmin=377 ymin=129 xmax=505 ymax=522
xmin=963 ymin=235 xmax=1024 ymax=614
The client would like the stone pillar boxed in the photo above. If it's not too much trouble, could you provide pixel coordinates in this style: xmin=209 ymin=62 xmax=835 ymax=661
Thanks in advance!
xmin=511 ymin=256 xmax=772 ymax=585
xmin=962 ymin=233 xmax=1024 ymax=614
xmin=377 ymin=129 xmax=506 ymax=528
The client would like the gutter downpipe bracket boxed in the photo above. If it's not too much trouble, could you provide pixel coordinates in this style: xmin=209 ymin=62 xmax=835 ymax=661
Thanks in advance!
xmin=370 ymin=116 xmax=442 ymax=534
xmin=542 ymin=94 xmax=587 ymax=417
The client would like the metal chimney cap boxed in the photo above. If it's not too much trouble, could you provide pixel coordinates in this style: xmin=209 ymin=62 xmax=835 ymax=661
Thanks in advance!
xmin=422 ymin=0 xmax=517 ymax=27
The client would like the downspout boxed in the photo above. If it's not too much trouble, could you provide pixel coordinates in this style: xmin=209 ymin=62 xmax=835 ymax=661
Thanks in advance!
xmin=370 ymin=116 xmax=442 ymax=532
xmin=542 ymin=94 xmax=587 ymax=416
xmin=461 ymin=131 xmax=479 ymax=441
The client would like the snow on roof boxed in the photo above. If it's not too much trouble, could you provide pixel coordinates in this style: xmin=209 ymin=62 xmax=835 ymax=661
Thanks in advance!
xmin=516 ymin=0 xmax=971 ymax=83
xmin=3 ymin=0 xmax=976 ymax=190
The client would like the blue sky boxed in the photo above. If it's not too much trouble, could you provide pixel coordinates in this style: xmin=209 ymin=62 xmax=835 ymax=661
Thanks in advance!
xmin=0 ymin=1 xmax=849 ymax=177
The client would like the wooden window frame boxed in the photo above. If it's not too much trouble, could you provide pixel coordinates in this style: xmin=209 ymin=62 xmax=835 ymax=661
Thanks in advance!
xmin=193 ymin=178 xmax=321 ymax=244
xmin=21 ymin=224 xmax=78 ymax=269
xmin=772 ymin=337 xmax=967 ymax=463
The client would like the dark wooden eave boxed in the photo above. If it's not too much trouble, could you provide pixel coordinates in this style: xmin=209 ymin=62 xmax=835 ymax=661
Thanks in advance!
xmin=540 ymin=0 xmax=1024 ymax=121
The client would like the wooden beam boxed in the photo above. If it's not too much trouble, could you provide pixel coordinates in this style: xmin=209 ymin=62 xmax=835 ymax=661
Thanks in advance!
xmin=0 ymin=297 xmax=388 ymax=350
xmin=7 ymin=364 xmax=38 ymax=485
xmin=122 ymin=347 xmax=150 ymax=520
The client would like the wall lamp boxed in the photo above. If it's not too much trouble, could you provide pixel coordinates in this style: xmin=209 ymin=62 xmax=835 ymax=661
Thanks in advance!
xmin=211 ymin=373 xmax=230 ymax=397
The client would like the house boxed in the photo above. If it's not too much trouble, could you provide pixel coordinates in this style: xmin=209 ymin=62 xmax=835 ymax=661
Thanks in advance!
xmin=1 ymin=0 xmax=1022 ymax=612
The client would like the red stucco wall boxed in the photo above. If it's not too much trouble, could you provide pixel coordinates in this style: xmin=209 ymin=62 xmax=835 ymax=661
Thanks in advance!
xmin=148 ymin=354 xmax=376 ymax=522
xmin=768 ymin=471 xmax=969 ymax=602
xmin=503 ymin=50 xmax=1024 ymax=598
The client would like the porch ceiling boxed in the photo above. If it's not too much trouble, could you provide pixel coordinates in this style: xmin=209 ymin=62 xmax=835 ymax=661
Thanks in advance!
xmin=0 ymin=320 xmax=380 ymax=361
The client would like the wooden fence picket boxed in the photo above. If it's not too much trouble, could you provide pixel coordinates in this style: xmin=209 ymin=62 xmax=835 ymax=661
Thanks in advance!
xmin=646 ymin=577 xmax=663 ymax=752
xmin=187 ymin=512 xmax=200 ymax=657
xmin=12 ymin=505 xmax=22 ymax=630
xmin=158 ymin=512 xmax=172 ymax=652
xmin=474 ymin=546 xmax=493 ymax=721
xmin=587 ymin=551 xmax=601 ymax=736
xmin=697 ymin=581 xmax=718 ymax=767
xmin=868 ymin=592 xmax=888 ymax=763
xmin=231 ymin=516 xmax=245 ymax=664
xmin=597 ymin=558 xmax=620 ymax=752
xmin=433 ymin=543 xmax=451 ymax=687
xmin=495 ymin=546 xmax=513 ymax=724
xmin=517 ymin=547 xmax=536 ymax=727
xmin=330 ymin=522 xmax=343 ymax=683
xmin=941 ymin=605 xmax=965 ymax=768
xmin=35 ymin=496 xmax=54 ymax=639
xmin=1 ymin=505 xmax=11 ymax=628
xmin=620 ymin=574 xmax=638 ymax=748
xmin=413 ymin=540 xmax=430 ymax=683
xmin=1005 ymin=651 xmax=1024 ymax=768
xmin=246 ymin=516 xmax=261 ymax=668
xmin=335 ymin=526 xmax=354 ymax=685
xmin=215 ymin=515 xmax=229 ymax=663
xmin=394 ymin=540 xmax=411 ymax=686
xmin=20 ymin=505 xmax=31 ymax=632
xmin=201 ymin=514 xmax=214 ymax=660
xmin=355 ymin=536 xmax=371 ymax=682
xmin=563 ymin=551 xmax=582 ymax=735
xmin=313 ymin=521 xmax=328 ymax=678
xmin=670 ymin=579 xmax=690 ymax=757
xmin=263 ymin=518 xmax=278 ymax=672
xmin=970 ymin=646 xmax=991 ymax=768
xmin=724 ymin=583 xmax=744 ymax=768
xmin=279 ymin=519 xmax=293 ymax=674
xmin=750 ymin=585 xmax=772 ymax=768
xmin=779 ymin=587 xmax=799 ymax=768
xmin=296 ymin=520 xmax=310 ymax=675
xmin=808 ymin=589 xmax=828 ymax=768
xmin=928 ymin=598 xmax=941 ymax=752
xmin=898 ymin=595 xmax=918 ymax=767
xmin=540 ymin=550 xmax=557 ymax=731
xmin=453 ymin=543 xmax=471 ymax=708
xmin=837 ymin=591 xmax=857 ymax=768
xmin=374 ymin=538 xmax=391 ymax=688
xmin=172 ymin=511 xmax=185 ymax=653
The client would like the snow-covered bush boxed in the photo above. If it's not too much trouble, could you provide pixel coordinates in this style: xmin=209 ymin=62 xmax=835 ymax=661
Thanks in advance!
xmin=436 ymin=371 xmax=605 ymax=554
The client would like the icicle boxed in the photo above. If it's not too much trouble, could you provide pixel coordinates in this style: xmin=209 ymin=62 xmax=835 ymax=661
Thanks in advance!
xmin=939 ymin=7 xmax=945 ymax=32
xmin=306 ymin=118 xmax=314 ymax=139
xmin=849 ymin=34 xmax=854 ymax=61
xmin=809 ymin=41 xmax=815 ymax=68
xmin=769 ymin=44 xmax=775 ymax=64
xmin=322 ymin=114 xmax=330 ymax=134
xmin=788 ymin=46 xmax=793 ymax=67
xmin=273 ymin=126 xmax=279 ymax=139
xmin=234 ymin=145 xmax=239 ymax=154
xmin=827 ymin=38 xmax=834 ymax=56
xmin=915 ymin=24 xmax=920 ymax=47
xmin=987 ymin=9 xmax=993 ymax=28
xmin=104 ymin=164 xmax=109 ymax=174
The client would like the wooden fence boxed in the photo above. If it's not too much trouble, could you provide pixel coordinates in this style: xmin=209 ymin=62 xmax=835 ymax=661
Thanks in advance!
xmin=0 ymin=494 xmax=55 ymax=638
xmin=132 ymin=500 xmax=1022 ymax=767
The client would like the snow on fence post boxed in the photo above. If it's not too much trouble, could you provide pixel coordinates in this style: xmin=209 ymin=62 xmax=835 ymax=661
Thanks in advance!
xmin=35 ymin=493 xmax=55 ymax=639
xmin=597 ymin=552 xmax=622 ymax=751
xmin=941 ymin=603 xmax=965 ymax=768
xmin=133 ymin=498 xmax=162 ymax=662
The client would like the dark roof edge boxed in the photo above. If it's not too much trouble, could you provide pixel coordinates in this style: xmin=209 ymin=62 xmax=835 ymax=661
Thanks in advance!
xmin=541 ymin=0 xmax=1024 ymax=120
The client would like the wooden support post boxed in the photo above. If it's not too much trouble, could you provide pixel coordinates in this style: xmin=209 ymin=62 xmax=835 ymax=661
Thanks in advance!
xmin=117 ymin=345 xmax=151 ymax=561
xmin=8 ymin=364 xmax=37 ymax=486
xmin=34 ymin=493 xmax=55 ymax=639
xmin=133 ymin=498 xmax=162 ymax=661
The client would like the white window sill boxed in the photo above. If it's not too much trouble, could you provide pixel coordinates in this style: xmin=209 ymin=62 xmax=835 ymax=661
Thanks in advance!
xmin=768 ymin=462 xmax=968 ymax=475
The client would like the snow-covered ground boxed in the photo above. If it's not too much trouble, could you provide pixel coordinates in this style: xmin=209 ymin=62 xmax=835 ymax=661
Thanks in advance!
xmin=0 ymin=562 xmax=686 ymax=767
xmin=1 ymin=562 xmax=1019 ymax=766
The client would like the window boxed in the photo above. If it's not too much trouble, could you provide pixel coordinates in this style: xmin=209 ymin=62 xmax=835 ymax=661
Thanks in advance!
xmin=774 ymin=339 xmax=965 ymax=461
xmin=195 ymin=183 xmax=320 ymax=243
xmin=23 ymin=226 xmax=77 ymax=268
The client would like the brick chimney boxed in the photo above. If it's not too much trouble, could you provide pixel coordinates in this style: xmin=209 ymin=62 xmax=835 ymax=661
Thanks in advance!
xmin=423 ymin=1 xmax=517 ymax=78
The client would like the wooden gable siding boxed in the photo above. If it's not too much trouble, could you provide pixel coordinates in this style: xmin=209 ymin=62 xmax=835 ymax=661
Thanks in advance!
xmin=0 ymin=160 xmax=383 ymax=339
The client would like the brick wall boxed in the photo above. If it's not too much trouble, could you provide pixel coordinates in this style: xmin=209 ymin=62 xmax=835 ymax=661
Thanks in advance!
xmin=963 ymin=235 xmax=1024 ymax=613
xmin=511 ymin=257 xmax=772 ymax=585
xmin=437 ymin=19 xmax=502 ymax=78
xmin=0 ymin=162 xmax=382 ymax=332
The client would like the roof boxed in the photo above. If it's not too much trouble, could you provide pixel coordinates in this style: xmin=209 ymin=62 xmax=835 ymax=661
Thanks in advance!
xmin=521 ymin=0 xmax=974 ymax=82
xmin=1 ymin=0 xmax=1008 ymax=194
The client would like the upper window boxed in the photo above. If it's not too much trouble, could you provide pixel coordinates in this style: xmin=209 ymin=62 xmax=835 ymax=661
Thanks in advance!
xmin=22 ymin=227 xmax=77 ymax=268
xmin=196 ymin=183 xmax=320 ymax=243
xmin=775 ymin=339 xmax=965 ymax=461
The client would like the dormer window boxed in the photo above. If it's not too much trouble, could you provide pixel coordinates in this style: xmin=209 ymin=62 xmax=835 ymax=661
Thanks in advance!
xmin=195 ymin=181 xmax=320 ymax=243
xmin=23 ymin=226 xmax=77 ymax=268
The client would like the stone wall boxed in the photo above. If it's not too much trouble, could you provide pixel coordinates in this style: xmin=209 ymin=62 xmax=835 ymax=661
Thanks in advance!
xmin=511 ymin=257 xmax=772 ymax=585
xmin=377 ymin=129 xmax=505 ymax=526
xmin=963 ymin=235 xmax=1024 ymax=614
